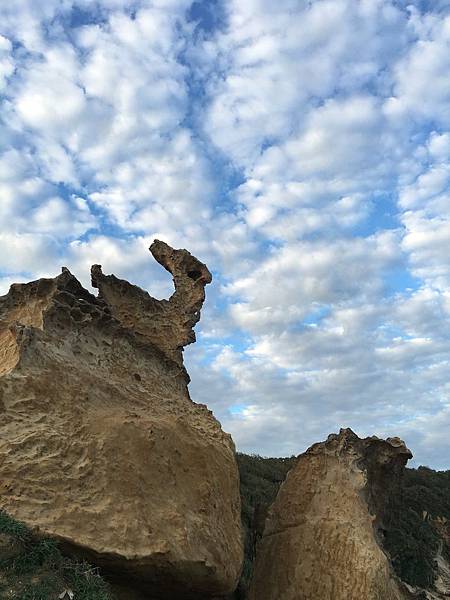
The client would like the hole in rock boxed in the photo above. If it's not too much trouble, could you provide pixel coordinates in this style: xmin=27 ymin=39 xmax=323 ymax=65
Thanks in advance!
xmin=187 ymin=269 xmax=201 ymax=280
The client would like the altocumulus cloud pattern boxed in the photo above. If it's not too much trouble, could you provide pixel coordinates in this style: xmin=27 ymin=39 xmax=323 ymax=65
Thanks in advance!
xmin=1 ymin=0 xmax=450 ymax=467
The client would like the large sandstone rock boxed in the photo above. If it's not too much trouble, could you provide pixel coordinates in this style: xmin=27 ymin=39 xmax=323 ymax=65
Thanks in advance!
xmin=0 ymin=241 xmax=243 ymax=599
xmin=248 ymin=428 xmax=414 ymax=600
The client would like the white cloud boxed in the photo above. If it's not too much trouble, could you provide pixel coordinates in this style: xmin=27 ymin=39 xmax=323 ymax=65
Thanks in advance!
xmin=0 ymin=35 xmax=14 ymax=91
xmin=0 ymin=232 xmax=60 ymax=282
xmin=233 ymin=95 xmax=404 ymax=242
xmin=2 ymin=0 xmax=450 ymax=468
xmin=226 ymin=232 xmax=401 ymax=334
xmin=388 ymin=12 xmax=450 ymax=126
xmin=398 ymin=130 xmax=450 ymax=291
xmin=0 ymin=148 xmax=96 ymax=238
xmin=15 ymin=46 xmax=86 ymax=134
xmin=202 ymin=0 xmax=407 ymax=165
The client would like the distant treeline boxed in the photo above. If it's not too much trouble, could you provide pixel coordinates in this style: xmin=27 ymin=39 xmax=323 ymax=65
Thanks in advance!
xmin=235 ymin=453 xmax=298 ymax=598
xmin=236 ymin=454 xmax=450 ymax=596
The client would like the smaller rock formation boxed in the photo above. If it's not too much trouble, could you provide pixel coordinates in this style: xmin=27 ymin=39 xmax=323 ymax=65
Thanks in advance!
xmin=248 ymin=428 xmax=414 ymax=600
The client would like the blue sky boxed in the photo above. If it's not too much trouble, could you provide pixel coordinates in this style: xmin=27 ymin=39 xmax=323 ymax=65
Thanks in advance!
xmin=1 ymin=0 xmax=450 ymax=468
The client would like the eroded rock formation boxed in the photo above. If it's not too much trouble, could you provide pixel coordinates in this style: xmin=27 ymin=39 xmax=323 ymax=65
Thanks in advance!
xmin=0 ymin=241 xmax=243 ymax=599
xmin=248 ymin=428 xmax=414 ymax=600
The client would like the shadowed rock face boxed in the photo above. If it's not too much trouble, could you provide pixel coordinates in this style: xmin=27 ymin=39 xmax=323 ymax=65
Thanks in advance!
xmin=248 ymin=428 xmax=414 ymax=600
xmin=0 ymin=241 xmax=243 ymax=600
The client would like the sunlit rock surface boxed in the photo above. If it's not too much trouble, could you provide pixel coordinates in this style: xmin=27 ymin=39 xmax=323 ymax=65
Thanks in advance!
xmin=248 ymin=428 xmax=414 ymax=600
xmin=0 ymin=240 xmax=243 ymax=599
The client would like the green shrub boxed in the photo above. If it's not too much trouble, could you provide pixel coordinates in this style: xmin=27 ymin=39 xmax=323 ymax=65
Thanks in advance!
xmin=0 ymin=510 xmax=114 ymax=600
xmin=0 ymin=510 xmax=30 ymax=541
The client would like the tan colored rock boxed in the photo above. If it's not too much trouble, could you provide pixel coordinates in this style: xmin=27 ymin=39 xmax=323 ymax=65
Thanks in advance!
xmin=248 ymin=428 xmax=414 ymax=600
xmin=430 ymin=518 xmax=450 ymax=598
xmin=90 ymin=240 xmax=212 ymax=369
xmin=0 ymin=241 xmax=243 ymax=599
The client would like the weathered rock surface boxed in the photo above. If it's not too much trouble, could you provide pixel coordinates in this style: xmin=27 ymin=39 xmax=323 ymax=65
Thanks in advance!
xmin=0 ymin=241 xmax=243 ymax=599
xmin=248 ymin=428 xmax=414 ymax=600
xmin=429 ymin=517 xmax=450 ymax=599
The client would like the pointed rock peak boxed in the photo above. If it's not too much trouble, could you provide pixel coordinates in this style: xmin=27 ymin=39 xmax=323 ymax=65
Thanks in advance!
xmin=0 ymin=267 xmax=97 ymax=332
xmin=91 ymin=241 xmax=211 ymax=365
xmin=313 ymin=427 xmax=413 ymax=465
xmin=150 ymin=239 xmax=212 ymax=286
xmin=1 ymin=242 xmax=212 ymax=371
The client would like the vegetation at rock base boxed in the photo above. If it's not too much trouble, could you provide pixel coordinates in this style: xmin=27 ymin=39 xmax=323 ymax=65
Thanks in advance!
xmin=384 ymin=466 xmax=450 ymax=589
xmin=0 ymin=510 xmax=113 ymax=600
xmin=235 ymin=453 xmax=298 ymax=598
xmin=2 ymin=460 xmax=449 ymax=599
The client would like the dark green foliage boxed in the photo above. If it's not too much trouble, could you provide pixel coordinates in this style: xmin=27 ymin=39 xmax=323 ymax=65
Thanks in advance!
xmin=384 ymin=506 xmax=439 ymax=588
xmin=235 ymin=453 xmax=297 ymax=598
xmin=0 ymin=510 xmax=30 ymax=542
xmin=0 ymin=510 xmax=113 ymax=600
xmin=15 ymin=574 xmax=63 ymax=600
xmin=403 ymin=467 xmax=450 ymax=519
xmin=60 ymin=560 xmax=113 ymax=600
xmin=383 ymin=466 xmax=450 ymax=589
xmin=8 ymin=538 xmax=60 ymax=575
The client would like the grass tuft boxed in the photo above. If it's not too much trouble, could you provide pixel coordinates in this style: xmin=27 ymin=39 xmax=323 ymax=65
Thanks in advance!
xmin=0 ymin=510 xmax=114 ymax=600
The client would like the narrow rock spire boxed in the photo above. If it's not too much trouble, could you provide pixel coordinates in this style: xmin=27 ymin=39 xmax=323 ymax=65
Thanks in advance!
xmin=91 ymin=240 xmax=212 ymax=366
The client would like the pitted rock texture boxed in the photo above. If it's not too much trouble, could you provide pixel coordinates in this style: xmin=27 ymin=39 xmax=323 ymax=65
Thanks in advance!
xmin=0 ymin=241 xmax=243 ymax=600
xmin=248 ymin=428 xmax=414 ymax=600
xmin=91 ymin=240 xmax=212 ymax=370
